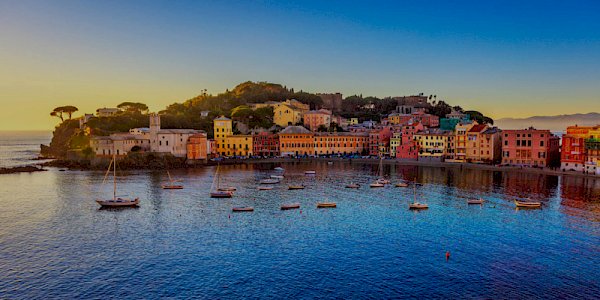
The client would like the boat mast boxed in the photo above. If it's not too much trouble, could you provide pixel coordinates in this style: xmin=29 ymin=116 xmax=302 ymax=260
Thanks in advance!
xmin=113 ymin=145 xmax=117 ymax=200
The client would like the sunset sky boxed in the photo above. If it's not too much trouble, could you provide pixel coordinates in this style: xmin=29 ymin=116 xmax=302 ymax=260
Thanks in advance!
xmin=1 ymin=0 xmax=599 ymax=130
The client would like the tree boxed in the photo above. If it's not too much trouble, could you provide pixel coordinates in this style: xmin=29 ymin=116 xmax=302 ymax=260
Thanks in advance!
xmin=50 ymin=106 xmax=79 ymax=122
xmin=117 ymin=102 xmax=149 ymax=114
xmin=317 ymin=125 xmax=329 ymax=132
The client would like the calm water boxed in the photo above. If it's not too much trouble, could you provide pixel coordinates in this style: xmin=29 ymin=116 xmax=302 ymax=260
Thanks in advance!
xmin=0 ymin=131 xmax=51 ymax=168
xmin=1 ymin=161 xmax=600 ymax=298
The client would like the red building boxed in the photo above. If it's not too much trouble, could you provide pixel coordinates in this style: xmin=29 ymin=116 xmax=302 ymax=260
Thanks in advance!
xmin=368 ymin=127 xmax=392 ymax=157
xmin=501 ymin=128 xmax=560 ymax=167
xmin=561 ymin=135 xmax=586 ymax=171
xmin=253 ymin=132 xmax=279 ymax=157
xmin=395 ymin=122 xmax=424 ymax=160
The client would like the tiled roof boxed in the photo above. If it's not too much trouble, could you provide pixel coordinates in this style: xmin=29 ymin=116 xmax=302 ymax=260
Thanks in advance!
xmin=468 ymin=124 xmax=487 ymax=133
xmin=214 ymin=116 xmax=231 ymax=121
xmin=279 ymin=126 xmax=312 ymax=134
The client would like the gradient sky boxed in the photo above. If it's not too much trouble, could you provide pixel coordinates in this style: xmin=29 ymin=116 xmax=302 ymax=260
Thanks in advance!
xmin=1 ymin=0 xmax=599 ymax=130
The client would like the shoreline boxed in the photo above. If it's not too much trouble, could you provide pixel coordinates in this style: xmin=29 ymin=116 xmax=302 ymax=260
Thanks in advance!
xmin=28 ymin=156 xmax=600 ymax=180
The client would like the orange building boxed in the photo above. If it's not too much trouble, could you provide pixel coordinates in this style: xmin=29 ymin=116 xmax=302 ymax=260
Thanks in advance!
xmin=303 ymin=109 xmax=332 ymax=131
xmin=314 ymin=132 xmax=369 ymax=156
xmin=279 ymin=126 xmax=315 ymax=156
xmin=187 ymin=133 xmax=208 ymax=160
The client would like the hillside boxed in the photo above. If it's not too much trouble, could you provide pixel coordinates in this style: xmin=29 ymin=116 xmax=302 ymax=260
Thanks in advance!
xmin=495 ymin=113 xmax=600 ymax=132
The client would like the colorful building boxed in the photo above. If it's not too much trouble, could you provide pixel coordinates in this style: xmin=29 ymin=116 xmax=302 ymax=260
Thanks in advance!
xmin=395 ymin=122 xmax=424 ymax=160
xmin=414 ymin=129 xmax=454 ymax=162
xmin=388 ymin=111 xmax=439 ymax=128
xmin=389 ymin=132 xmax=402 ymax=157
xmin=454 ymin=122 xmax=476 ymax=162
xmin=303 ymin=109 xmax=332 ymax=131
xmin=314 ymin=132 xmax=369 ymax=156
xmin=274 ymin=103 xmax=304 ymax=127
xmin=187 ymin=133 xmax=208 ymax=160
xmin=501 ymin=128 xmax=560 ymax=167
xmin=213 ymin=116 xmax=233 ymax=156
xmin=368 ymin=127 xmax=392 ymax=157
xmin=464 ymin=125 xmax=502 ymax=163
xmin=561 ymin=125 xmax=600 ymax=174
xmin=90 ymin=134 xmax=150 ymax=157
xmin=279 ymin=126 xmax=314 ymax=156
xmin=224 ymin=135 xmax=253 ymax=157
xmin=253 ymin=132 xmax=280 ymax=157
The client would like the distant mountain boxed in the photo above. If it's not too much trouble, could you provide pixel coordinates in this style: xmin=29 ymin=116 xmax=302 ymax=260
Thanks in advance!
xmin=495 ymin=113 xmax=600 ymax=132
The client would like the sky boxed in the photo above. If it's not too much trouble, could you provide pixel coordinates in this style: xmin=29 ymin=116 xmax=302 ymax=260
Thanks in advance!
xmin=1 ymin=0 xmax=599 ymax=130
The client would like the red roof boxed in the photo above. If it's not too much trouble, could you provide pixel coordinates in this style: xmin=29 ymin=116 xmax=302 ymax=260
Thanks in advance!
xmin=468 ymin=124 xmax=487 ymax=133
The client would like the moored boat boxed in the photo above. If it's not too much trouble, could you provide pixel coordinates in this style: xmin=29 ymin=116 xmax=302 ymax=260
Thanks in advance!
xmin=305 ymin=170 xmax=316 ymax=175
xmin=515 ymin=200 xmax=542 ymax=208
xmin=370 ymin=182 xmax=385 ymax=188
xmin=257 ymin=186 xmax=273 ymax=190
xmin=345 ymin=183 xmax=360 ymax=189
xmin=270 ymin=175 xmax=284 ymax=179
xmin=217 ymin=187 xmax=237 ymax=192
xmin=161 ymin=184 xmax=184 ymax=189
xmin=317 ymin=202 xmax=336 ymax=208
xmin=281 ymin=203 xmax=300 ymax=210
xmin=210 ymin=191 xmax=233 ymax=198
xmin=210 ymin=164 xmax=233 ymax=198
xmin=288 ymin=185 xmax=305 ymax=190
xmin=232 ymin=206 xmax=254 ymax=212
xmin=274 ymin=167 xmax=285 ymax=171
xmin=467 ymin=198 xmax=484 ymax=205
xmin=409 ymin=202 xmax=429 ymax=210
xmin=395 ymin=182 xmax=409 ymax=188
xmin=96 ymin=147 xmax=139 ymax=208
xmin=260 ymin=178 xmax=280 ymax=184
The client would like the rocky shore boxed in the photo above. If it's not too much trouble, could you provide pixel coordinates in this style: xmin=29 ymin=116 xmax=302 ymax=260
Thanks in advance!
xmin=0 ymin=165 xmax=47 ymax=174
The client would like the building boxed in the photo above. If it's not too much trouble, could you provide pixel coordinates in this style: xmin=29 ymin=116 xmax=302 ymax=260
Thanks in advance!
xmin=316 ymin=93 xmax=343 ymax=112
xmin=274 ymin=103 xmax=304 ymax=127
xmin=395 ymin=122 xmax=424 ymax=160
xmin=349 ymin=118 xmax=359 ymax=125
xmin=213 ymin=116 xmax=233 ymax=156
xmin=187 ymin=133 xmax=208 ymax=160
xmin=314 ymin=132 xmax=369 ymax=156
xmin=561 ymin=125 xmax=600 ymax=174
xmin=96 ymin=107 xmax=120 ymax=117
xmin=465 ymin=125 xmax=502 ymax=164
xmin=253 ymin=132 xmax=279 ymax=157
xmin=279 ymin=126 xmax=314 ymax=156
xmin=414 ymin=129 xmax=454 ymax=162
xmin=149 ymin=114 xmax=201 ymax=157
xmin=390 ymin=132 xmax=401 ymax=157
xmin=90 ymin=133 xmax=150 ymax=157
xmin=368 ymin=127 xmax=392 ymax=157
xmin=224 ymin=135 xmax=253 ymax=157
xmin=501 ymin=128 xmax=560 ymax=167
xmin=303 ymin=109 xmax=332 ymax=131
xmin=454 ymin=122 xmax=476 ymax=162
xmin=388 ymin=111 xmax=439 ymax=128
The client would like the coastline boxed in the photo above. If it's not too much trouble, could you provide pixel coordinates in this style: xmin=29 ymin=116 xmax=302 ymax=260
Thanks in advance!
xmin=28 ymin=156 xmax=600 ymax=180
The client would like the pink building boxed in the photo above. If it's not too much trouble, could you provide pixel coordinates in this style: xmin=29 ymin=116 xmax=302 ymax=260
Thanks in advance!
xmin=368 ymin=127 xmax=392 ymax=157
xmin=303 ymin=109 xmax=332 ymax=131
xmin=501 ymin=128 xmax=560 ymax=167
xmin=395 ymin=122 xmax=424 ymax=160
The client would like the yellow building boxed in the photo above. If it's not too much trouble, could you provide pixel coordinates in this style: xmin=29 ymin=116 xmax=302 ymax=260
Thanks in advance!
xmin=454 ymin=122 xmax=475 ymax=162
xmin=223 ymin=135 xmax=253 ymax=157
xmin=414 ymin=130 xmax=454 ymax=161
xmin=274 ymin=103 xmax=304 ymax=127
xmin=314 ymin=132 xmax=369 ymax=156
xmin=214 ymin=116 xmax=232 ymax=156
xmin=279 ymin=126 xmax=314 ymax=156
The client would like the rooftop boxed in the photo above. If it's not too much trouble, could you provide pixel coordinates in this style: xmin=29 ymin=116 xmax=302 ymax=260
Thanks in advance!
xmin=279 ymin=126 xmax=312 ymax=134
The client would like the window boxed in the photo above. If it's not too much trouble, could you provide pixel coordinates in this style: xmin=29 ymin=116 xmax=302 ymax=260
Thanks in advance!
xmin=540 ymin=140 xmax=544 ymax=147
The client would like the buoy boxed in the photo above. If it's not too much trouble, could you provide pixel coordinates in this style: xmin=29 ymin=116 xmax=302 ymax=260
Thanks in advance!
xmin=446 ymin=251 xmax=450 ymax=261
xmin=228 ymin=214 xmax=231 ymax=219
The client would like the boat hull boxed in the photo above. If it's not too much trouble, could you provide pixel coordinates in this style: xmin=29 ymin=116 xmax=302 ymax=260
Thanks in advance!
xmin=305 ymin=171 xmax=316 ymax=175
xmin=260 ymin=179 xmax=280 ymax=184
xmin=395 ymin=183 xmax=408 ymax=188
xmin=218 ymin=187 xmax=237 ymax=191
xmin=281 ymin=203 xmax=300 ymax=210
xmin=232 ymin=207 xmax=254 ymax=212
xmin=345 ymin=184 xmax=360 ymax=189
xmin=288 ymin=186 xmax=305 ymax=190
xmin=370 ymin=183 xmax=384 ymax=188
xmin=96 ymin=198 xmax=139 ymax=207
xmin=210 ymin=192 xmax=233 ymax=198
xmin=317 ymin=202 xmax=336 ymax=208
xmin=467 ymin=199 xmax=484 ymax=204
xmin=409 ymin=203 xmax=429 ymax=210
xmin=162 ymin=185 xmax=184 ymax=190
xmin=515 ymin=200 xmax=541 ymax=208
xmin=257 ymin=186 xmax=273 ymax=190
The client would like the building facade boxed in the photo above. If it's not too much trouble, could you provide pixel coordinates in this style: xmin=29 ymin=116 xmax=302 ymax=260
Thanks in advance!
xmin=187 ymin=133 xmax=208 ymax=160
xmin=314 ymin=132 xmax=369 ymax=156
xmin=303 ymin=109 xmax=332 ymax=131
xmin=213 ymin=116 xmax=233 ymax=156
xmin=501 ymin=128 xmax=560 ymax=167
xmin=253 ymin=132 xmax=280 ymax=157
xmin=279 ymin=126 xmax=314 ymax=156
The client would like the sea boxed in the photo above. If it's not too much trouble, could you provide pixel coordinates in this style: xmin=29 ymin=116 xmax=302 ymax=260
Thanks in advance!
xmin=0 ymin=131 xmax=52 ymax=168
xmin=0 ymin=132 xmax=599 ymax=299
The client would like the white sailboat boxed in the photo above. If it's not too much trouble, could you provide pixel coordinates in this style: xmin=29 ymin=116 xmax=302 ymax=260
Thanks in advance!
xmin=409 ymin=184 xmax=428 ymax=210
xmin=370 ymin=157 xmax=388 ymax=187
xmin=161 ymin=170 xmax=184 ymax=189
xmin=210 ymin=164 xmax=233 ymax=198
xmin=96 ymin=148 xmax=139 ymax=207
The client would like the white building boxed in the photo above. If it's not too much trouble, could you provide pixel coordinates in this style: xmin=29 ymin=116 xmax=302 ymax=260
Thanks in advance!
xmin=90 ymin=133 xmax=151 ymax=157
xmin=148 ymin=114 xmax=201 ymax=157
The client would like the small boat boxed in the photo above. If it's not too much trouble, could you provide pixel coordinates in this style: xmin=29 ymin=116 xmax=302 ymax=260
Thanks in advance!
xmin=377 ymin=178 xmax=391 ymax=184
xmin=409 ymin=202 xmax=429 ymax=210
xmin=162 ymin=170 xmax=184 ymax=189
xmin=409 ymin=184 xmax=428 ymax=210
xmin=270 ymin=175 xmax=284 ymax=179
xmin=370 ymin=182 xmax=385 ymax=188
xmin=232 ymin=206 xmax=254 ymax=212
xmin=467 ymin=198 xmax=484 ymax=205
xmin=515 ymin=200 xmax=542 ymax=208
xmin=327 ymin=161 xmax=333 ymax=165
xmin=345 ymin=183 xmax=360 ymax=189
xmin=288 ymin=185 xmax=305 ymax=190
xmin=281 ymin=203 xmax=300 ymax=210
xmin=257 ymin=186 xmax=273 ymax=191
xmin=210 ymin=191 xmax=233 ymax=198
xmin=260 ymin=178 xmax=280 ymax=184
xmin=305 ymin=170 xmax=316 ymax=175
xmin=217 ymin=187 xmax=237 ymax=192
xmin=274 ymin=167 xmax=285 ymax=171
xmin=97 ymin=147 xmax=139 ymax=208
xmin=317 ymin=202 xmax=336 ymax=208
xmin=395 ymin=182 xmax=409 ymax=188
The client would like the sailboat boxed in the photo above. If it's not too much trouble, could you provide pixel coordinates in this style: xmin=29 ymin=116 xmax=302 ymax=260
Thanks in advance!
xmin=409 ymin=184 xmax=428 ymax=210
xmin=96 ymin=148 xmax=139 ymax=207
xmin=345 ymin=182 xmax=360 ymax=189
xmin=370 ymin=157 xmax=389 ymax=187
xmin=210 ymin=164 xmax=233 ymax=198
xmin=161 ymin=170 xmax=184 ymax=189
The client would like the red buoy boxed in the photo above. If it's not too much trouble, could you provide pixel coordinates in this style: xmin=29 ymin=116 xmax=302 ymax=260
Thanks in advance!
xmin=446 ymin=251 xmax=450 ymax=261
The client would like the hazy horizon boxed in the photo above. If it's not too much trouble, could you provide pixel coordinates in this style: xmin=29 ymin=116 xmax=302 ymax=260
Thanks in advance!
xmin=2 ymin=0 xmax=599 ymax=130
